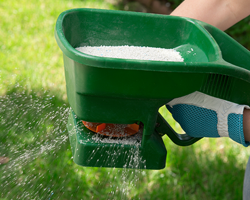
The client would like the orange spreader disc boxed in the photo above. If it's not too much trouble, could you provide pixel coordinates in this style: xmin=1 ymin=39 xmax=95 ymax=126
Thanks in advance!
xmin=82 ymin=121 xmax=139 ymax=137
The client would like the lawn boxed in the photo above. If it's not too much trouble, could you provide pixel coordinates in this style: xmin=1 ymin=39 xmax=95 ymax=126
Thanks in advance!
xmin=1 ymin=0 xmax=250 ymax=199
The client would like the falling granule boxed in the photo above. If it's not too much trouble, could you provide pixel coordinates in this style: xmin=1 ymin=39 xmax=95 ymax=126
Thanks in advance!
xmin=76 ymin=45 xmax=184 ymax=62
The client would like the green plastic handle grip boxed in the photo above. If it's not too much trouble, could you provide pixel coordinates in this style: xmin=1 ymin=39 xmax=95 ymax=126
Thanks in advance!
xmin=155 ymin=111 xmax=202 ymax=146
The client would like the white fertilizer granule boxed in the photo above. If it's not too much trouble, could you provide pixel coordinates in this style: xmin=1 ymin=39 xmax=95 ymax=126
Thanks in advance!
xmin=76 ymin=45 xmax=184 ymax=62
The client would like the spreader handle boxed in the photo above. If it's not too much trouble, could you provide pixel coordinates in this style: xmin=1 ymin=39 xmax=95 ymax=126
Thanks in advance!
xmin=155 ymin=113 xmax=202 ymax=146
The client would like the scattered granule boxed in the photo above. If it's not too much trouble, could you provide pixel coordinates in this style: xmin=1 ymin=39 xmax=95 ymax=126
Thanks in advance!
xmin=91 ymin=130 xmax=143 ymax=146
xmin=76 ymin=45 xmax=184 ymax=62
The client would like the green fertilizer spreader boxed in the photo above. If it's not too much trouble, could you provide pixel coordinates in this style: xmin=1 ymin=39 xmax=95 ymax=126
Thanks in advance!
xmin=55 ymin=8 xmax=250 ymax=170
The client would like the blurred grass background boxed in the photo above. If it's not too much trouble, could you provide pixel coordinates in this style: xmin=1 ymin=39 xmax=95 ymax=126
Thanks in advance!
xmin=0 ymin=0 xmax=250 ymax=199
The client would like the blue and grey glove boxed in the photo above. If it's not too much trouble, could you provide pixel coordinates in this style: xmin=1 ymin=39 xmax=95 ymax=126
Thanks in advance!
xmin=166 ymin=91 xmax=250 ymax=147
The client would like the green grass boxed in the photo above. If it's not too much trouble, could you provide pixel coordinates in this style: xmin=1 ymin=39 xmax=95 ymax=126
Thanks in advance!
xmin=0 ymin=0 xmax=116 ymax=97
xmin=1 ymin=0 xmax=250 ymax=199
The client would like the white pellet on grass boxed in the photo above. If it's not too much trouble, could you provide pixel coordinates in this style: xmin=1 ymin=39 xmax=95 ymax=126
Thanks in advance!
xmin=76 ymin=45 xmax=184 ymax=62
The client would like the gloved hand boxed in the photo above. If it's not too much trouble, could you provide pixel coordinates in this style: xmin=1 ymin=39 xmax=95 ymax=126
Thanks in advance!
xmin=166 ymin=91 xmax=250 ymax=147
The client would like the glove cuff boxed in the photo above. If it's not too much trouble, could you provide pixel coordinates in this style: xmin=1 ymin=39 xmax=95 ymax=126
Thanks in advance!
xmin=228 ymin=113 xmax=249 ymax=147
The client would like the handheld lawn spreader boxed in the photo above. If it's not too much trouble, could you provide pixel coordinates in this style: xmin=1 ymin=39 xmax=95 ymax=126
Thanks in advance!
xmin=55 ymin=8 xmax=250 ymax=170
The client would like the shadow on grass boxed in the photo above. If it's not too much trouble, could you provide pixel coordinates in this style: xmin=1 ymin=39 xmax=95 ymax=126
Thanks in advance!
xmin=137 ymin=137 xmax=246 ymax=200
xmin=0 ymin=86 xmax=74 ymax=199
xmin=0 ymin=85 xmax=101 ymax=199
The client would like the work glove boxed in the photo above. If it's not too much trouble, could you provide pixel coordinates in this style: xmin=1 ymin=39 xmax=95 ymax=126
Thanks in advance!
xmin=166 ymin=91 xmax=250 ymax=147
